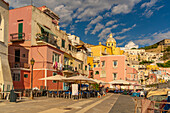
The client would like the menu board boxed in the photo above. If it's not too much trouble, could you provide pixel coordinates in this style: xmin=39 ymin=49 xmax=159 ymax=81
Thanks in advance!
xmin=72 ymin=84 xmax=78 ymax=95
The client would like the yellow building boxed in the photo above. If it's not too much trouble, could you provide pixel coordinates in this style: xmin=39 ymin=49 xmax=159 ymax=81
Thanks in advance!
xmin=106 ymin=33 xmax=122 ymax=55
xmin=87 ymin=33 xmax=122 ymax=69
xmin=147 ymin=65 xmax=159 ymax=71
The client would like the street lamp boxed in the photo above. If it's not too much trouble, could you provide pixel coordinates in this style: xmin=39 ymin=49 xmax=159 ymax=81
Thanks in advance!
xmin=30 ymin=58 xmax=35 ymax=99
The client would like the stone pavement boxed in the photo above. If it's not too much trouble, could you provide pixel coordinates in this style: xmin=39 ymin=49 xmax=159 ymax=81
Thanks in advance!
xmin=109 ymin=95 xmax=135 ymax=113
xmin=0 ymin=93 xmax=135 ymax=113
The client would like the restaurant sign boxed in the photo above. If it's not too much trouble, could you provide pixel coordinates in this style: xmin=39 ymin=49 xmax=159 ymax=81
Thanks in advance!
xmin=72 ymin=84 xmax=78 ymax=95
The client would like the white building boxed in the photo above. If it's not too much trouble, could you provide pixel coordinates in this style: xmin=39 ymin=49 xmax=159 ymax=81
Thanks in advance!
xmin=0 ymin=0 xmax=13 ymax=91
xmin=68 ymin=34 xmax=80 ymax=46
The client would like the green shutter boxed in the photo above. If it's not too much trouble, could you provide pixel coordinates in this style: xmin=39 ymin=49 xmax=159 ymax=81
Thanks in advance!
xmin=85 ymin=66 xmax=87 ymax=70
xmin=62 ymin=40 xmax=65 ymax=48
xmin=18 ymin=23 xmax=23 ymax=39
xmin=53 ymin=72 xmax=57 ymax=76
xmin=24 ymin=74 xmax=28 ymax=78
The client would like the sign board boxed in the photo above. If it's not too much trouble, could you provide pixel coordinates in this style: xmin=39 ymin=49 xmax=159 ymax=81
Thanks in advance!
xmin=72 ymin=84 xmax=78 ymax=96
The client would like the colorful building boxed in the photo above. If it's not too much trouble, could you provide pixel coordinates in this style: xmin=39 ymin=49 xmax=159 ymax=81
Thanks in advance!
xmin=87 ymin=33 xmax=123 ymax=69
xmin=8 ymin=5 xmax=89 ymax=90
xmin=126 ymin=66 xmax=138 ymax=83
xmin=0 ymin=0 xmax=13 ymax=92
xmin=93 ymin=55 xmax=126 ymax=88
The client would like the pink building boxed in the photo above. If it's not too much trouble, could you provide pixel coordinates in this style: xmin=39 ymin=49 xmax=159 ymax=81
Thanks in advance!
xmin=126 ymin=66 xmax=138 ymax=84
xmin=8 ymin=5 xmax=64 ymax=90
xmin=93 ymin=55 xmax=126 ymax=84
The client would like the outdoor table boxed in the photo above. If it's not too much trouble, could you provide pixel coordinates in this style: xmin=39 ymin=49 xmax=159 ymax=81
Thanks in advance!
xmin=0 ymin=91 xmax=21 ymax=100
xmin=14 ymin=91 xmax=22 ymax=100
xmin=0 ymin=92 xmax=10 ymax=100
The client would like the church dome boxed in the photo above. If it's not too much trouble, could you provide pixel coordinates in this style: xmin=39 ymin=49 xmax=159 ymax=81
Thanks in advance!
xmin=106 ymin=33 xmax=116 ymax=43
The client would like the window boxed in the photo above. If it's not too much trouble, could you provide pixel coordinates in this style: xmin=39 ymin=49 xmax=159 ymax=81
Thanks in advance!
xmin=101 ymin=61 xmax=105 ymax=67
xmin=53 ymin=72 xmax=57 ymax=83
xmin=62 ymin=39 xmax=65 ymax=48
xmin=15 ymin=49 xmax=20 ymax=62
xmin=90 ymin=72 xmax=93 ymax=77
xmin=113 ymin=73 xmax=117 ymax=80
xmin=18 ymin=23 xmax=23 ymax=39
xmin=22 ymin=54 xmax=25 ymax=57
xmin=85 ymin=66 xmax=87 ymax=71
xmin=52 ymin=53 xmax=59 ymax=63
xmin=79 ymin=64 xmax=81 ymax=69
xmin=17 ymin=19 xmax=23 ymax=22
xmin=69 ymin=44 xmax=71 ymax=50
xmin=94 ymin=64 xmax=96 ymax=68
xmin=105 ymin=48 xmax=106 ymax=53
xmin=113 ymin=60 xmax=118 ymax=67
xmin=81 ymin=63 xmax=83 ymax=70
xmin=100 ymin=70 xmax=106 ymax=77
xmin=24 ymin=74 xmax=28 ymax=78
xmin=12 ymin=73 xmax=20 ymax=81
xmin=95 ymin=71 xmax=99 ymax=75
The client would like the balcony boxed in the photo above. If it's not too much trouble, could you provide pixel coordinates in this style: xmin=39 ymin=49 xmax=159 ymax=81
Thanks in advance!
xmin=9 ymin=62 xmax=30 ymax=69
xmin=63 ymin=65 xmax=74 ymax=73
xmin=10 ymin=33 xmax=25 ymax=42
xmin=36 ymin=33 xmax=60 ymax=49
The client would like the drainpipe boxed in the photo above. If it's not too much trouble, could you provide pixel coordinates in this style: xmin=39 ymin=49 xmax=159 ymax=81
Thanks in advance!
xmin=45 ymin=69 xmax=47 ymax=87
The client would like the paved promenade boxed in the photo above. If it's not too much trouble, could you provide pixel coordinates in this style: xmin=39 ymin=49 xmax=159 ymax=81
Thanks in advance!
xmin=0 ymin=93 xmax=135 ymax=113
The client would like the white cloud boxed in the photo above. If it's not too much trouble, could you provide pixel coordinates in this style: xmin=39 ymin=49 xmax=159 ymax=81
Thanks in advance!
xmin=112 ymin=0 xmax=141 ymax=14
xmin=141 ymin=0 xmax=158 ymax=9
xmin=85 ymin=16 xmax=103 ymax=34
xmin=115 ymin=36 xmax=127 ymax=40
xmin=89 ymin=16 xmax=103 ymax=25
xmin=91 ymin=23 xmax=104 ymax=35
xmin=135 ymin=30 xmax=170 ymax=45
xmin=5 ymin=0 xmax=141 ymax=28
xmin=105 ymin=20 xmax=117 ymax=26
xmin=118 ymin=24 xmax=136 ymax=34
xmin=141 ymin=0 xmax=163 ymax=18
xmin=117 ymin=42 xmax=125 ymax=46
xmin=98 ymin=25 xmax=118 ymax=41
xmin=143 ymin=10 xmax=153 ymax=18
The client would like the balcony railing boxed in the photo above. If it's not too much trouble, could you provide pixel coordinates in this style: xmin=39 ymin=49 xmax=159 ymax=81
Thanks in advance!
xmin=36 ymin=33 xmax=60 ymax=49
xmin=63 ymin=65 xmax=74 ymax=71
xmin=10 ymin=33 xmax=25 ymax=42
xmin=9 ymin=62 xmax=30 ymax=69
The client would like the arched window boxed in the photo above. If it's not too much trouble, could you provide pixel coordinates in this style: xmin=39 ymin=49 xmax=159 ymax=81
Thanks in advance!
xmin=104 ymin=48 xmax=106 ymax=53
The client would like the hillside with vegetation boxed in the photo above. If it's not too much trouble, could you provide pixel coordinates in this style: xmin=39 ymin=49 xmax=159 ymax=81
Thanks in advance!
xmin=157 ymin=60 xmax=170 ymax=68
xmin=139 ymin=44 xmax=158 ymax=50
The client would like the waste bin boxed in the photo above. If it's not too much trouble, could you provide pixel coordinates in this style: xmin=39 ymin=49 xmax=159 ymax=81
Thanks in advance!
xmin=10 ymin=90 xmax=17 ymax=102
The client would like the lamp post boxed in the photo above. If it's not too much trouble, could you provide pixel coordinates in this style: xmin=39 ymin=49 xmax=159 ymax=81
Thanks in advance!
xmin=30 ymin=58 xmax=35 ymax=99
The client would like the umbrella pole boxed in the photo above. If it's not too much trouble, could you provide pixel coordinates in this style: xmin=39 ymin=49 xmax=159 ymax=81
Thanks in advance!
xmin=80 ymin=80 xmax=81 ymax=99
xmin=57 ymin=81 xmax=59 ymax=97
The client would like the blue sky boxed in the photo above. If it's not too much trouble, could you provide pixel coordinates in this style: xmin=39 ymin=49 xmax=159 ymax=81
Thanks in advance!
xmin=5 ymin=0 xmax=170 ymax=47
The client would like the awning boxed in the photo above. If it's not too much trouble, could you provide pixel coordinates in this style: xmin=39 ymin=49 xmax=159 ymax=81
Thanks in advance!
xmin=37 ymin=23 xmax=58 ymax=38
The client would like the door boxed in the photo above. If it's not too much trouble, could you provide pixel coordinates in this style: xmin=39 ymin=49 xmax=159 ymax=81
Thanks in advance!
xmin=18 ymin=23 xmax=23 ymax=39
xmin=15 ymin=49 xmax=20 ymax=62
